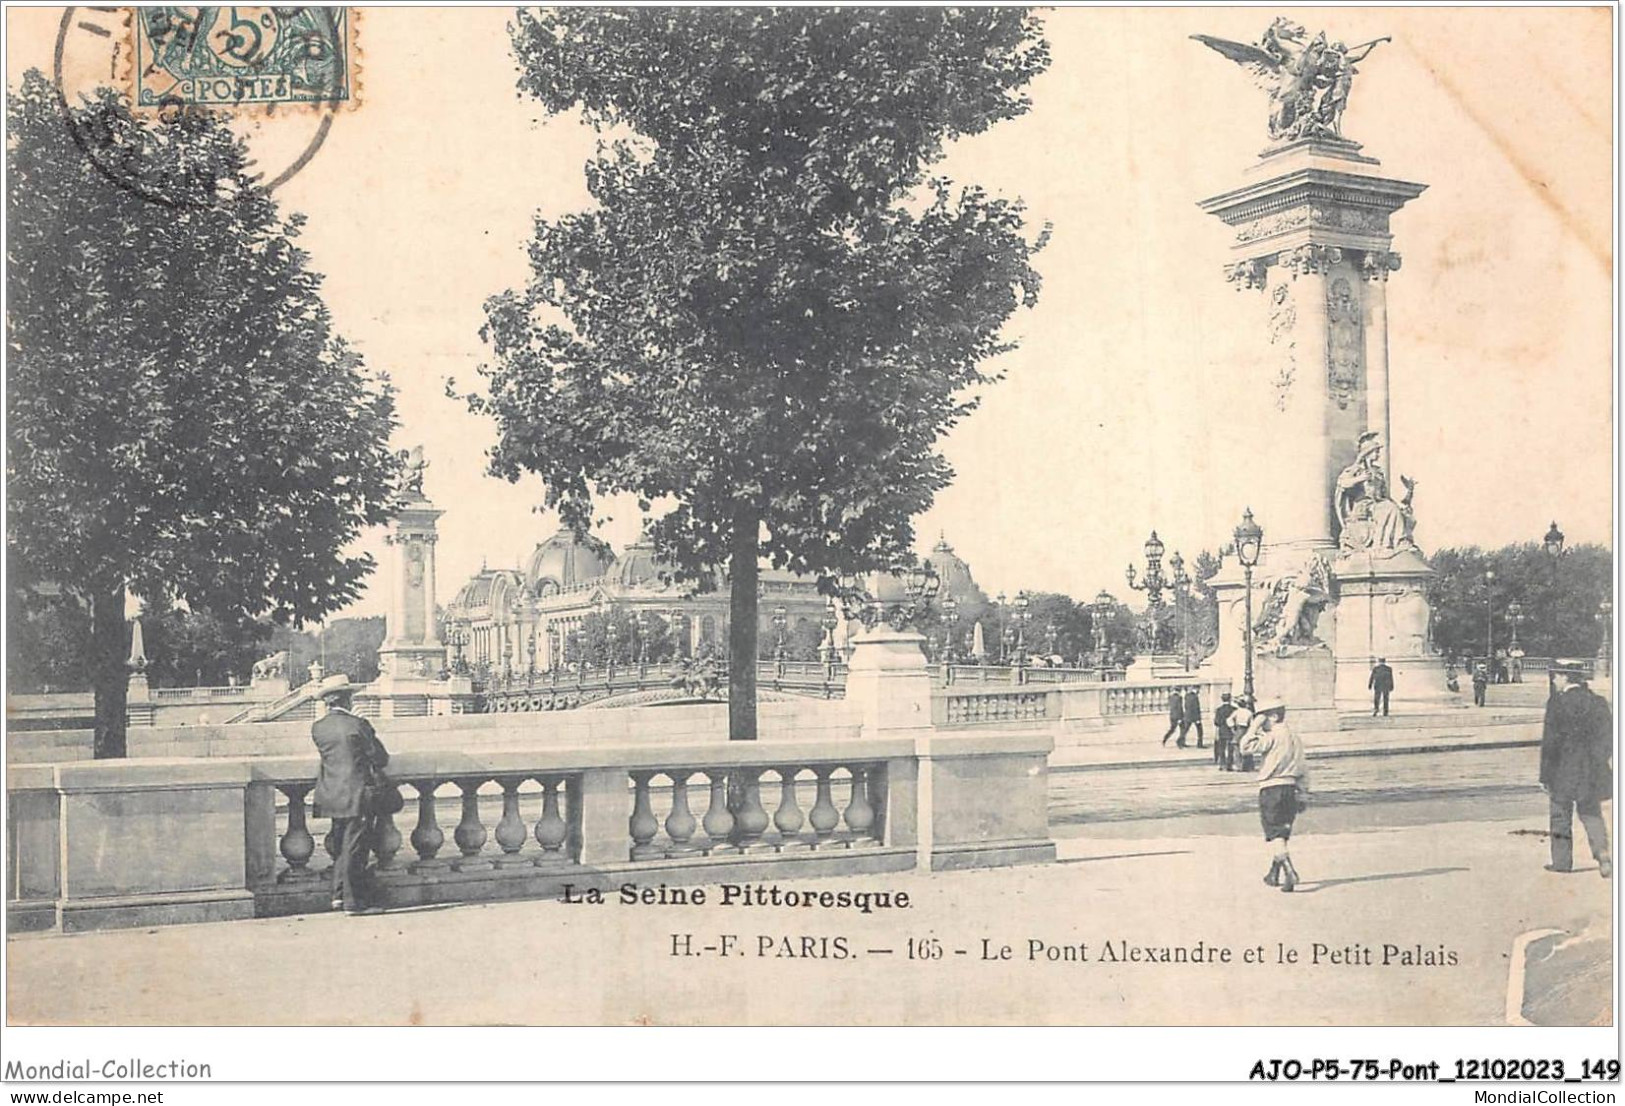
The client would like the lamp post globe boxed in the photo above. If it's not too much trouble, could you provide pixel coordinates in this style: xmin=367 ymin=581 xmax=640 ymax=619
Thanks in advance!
xmin=1544 ymin=522 xmax=1566 ymax=559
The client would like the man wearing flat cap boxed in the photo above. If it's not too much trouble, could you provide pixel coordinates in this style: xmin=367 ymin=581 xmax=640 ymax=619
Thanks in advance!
xmin=310 ymin=676 xmax=391 ymax=913
xmin=1540 ymin=662 xmax=1612 ymax=877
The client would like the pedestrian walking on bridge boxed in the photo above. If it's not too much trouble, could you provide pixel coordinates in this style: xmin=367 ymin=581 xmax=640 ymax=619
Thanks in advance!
xmin=1239 ymin=698 xmax=1309 ymax=892
xmin=1161 ymin=690 xmax=1184 ymax=747
xmin=1540 ymin=662 xmax=1612 ymax=877
xmin=1369 ymin=658 xmax=1394 ymax=717
xmin=1213 ymin=692 xmax=1236 ymax=770
xmin=1183 ymin=687 xmax=1205 ymax=749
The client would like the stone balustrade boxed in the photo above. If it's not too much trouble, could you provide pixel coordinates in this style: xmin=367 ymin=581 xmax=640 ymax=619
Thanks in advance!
xmin=8 ymin=728 xmax=1051 ymax=932
xmin=1101 ymin=678 xmax=1233 ymax=717
xmin=936 ymin=689 xmax=1054 ymax=727
xmin=935 ymin=676 xmax=1234 ymax=733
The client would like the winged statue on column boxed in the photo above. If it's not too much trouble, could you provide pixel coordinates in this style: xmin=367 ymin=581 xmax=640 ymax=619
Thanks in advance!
xmin=1192 ymin=19 xmax=1389 ymax=142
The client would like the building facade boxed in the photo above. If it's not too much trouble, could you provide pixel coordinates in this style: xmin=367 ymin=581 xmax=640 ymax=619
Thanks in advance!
xmin=445 ymin=527 xmax=833 ymax=675
xmin=445 ymin=528 xmax=992 ymax=677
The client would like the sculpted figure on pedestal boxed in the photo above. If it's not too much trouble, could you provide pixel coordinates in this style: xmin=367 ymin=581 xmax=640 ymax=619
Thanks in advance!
xmin=252 ymin=650 xmax=290 ymax=681
xmin=1335 ymin=431 xmax=1417 ymax=557
xmin=398 ymin=445 xmax=429 ymax=498
xmin=1192 ymin=19 xmax=1389 ymax=143
xmin=1250 ymin=553 xmax=1333 ymax=655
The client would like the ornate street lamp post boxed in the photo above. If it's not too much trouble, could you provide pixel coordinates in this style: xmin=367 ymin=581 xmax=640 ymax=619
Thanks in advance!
xmin=1544 ymin=521 xmax=1566 ymax=559
xmin=671 ymin=611 xmax=689 ymax=660
xmin=605 ymin=620 xmax=619 ymax=681
xmin=1169 ymin=550 xmax=1192 ymax=672
xmin=1484 ymin=569 xmax=1496 ymax=666
xmin=771 ymin=604 xmax=788 ymax=669
xmin=1507 ymin=600 xmax=1525 ymax=682
xmin=941 ymin=593 xmax=959 ymax=666
xmin=820 ymin=597 xmax=840 ymax=669
xmin=1233 ymin=509 xmax=1264 ymax=702
xmin=635 ymin=610 xmax=650 ymax=671
xmin=450 ymin=627 xmax=469 ymax=674
xmin=1092 ymin=589 xmax=1112 ymax=668
xmin=1014 ymin=591 xmax=1032 ymax=681
xmin=995 ymin=591 xmax=1008 ymax=663
xmin=1127 ymin=531 xmax=1169 ymax=656
xmin=526 ymin=631 xmax=536 ymax=685
xmin=1044 ymin=622 xmax=1058 ymax=663
xmin=1543 ymin=521 xmax=1567 ymax=660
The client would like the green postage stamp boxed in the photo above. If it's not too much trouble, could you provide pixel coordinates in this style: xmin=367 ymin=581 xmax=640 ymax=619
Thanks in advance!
xmin=132 ymin=7 xmax=356 ymax=108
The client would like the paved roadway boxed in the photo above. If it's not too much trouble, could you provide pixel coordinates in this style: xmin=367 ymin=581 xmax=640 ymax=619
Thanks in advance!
xmin=1051 ymin=744 xmax=1546 ymax=838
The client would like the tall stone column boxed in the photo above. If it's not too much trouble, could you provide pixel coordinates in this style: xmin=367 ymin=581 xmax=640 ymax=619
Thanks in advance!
xmin=374 ymin=455 xmax=450 ymax=689
xmin=1203 ymin=138 xmax=1424 ymax=554
xmin=1200 ymin=136 xmax=1434 ymax=720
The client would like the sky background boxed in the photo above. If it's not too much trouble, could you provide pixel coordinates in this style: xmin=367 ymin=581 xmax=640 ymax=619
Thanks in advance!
xmin=11 ymin=6 xmax=1615 ymax=620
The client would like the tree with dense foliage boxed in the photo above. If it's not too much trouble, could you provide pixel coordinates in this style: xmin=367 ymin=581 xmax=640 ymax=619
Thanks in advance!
xmin=577 ymin=607 xmax=675 ymax=668
xmin=6 ymin=587 xmax=94 ymax=693
xmin=1428 ymin=542 xmax=1611 ymax=660
xmin=7 ymin=72 xmax=402 ymax=756
xmin=140 ymin=597 xmax=271 ymax=688
xmin=471 ymin=10 xmax=1050 ymax=739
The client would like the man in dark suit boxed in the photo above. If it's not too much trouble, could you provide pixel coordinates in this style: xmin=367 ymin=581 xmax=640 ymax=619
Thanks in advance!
xmin=1369 ymin=658 xmax=1394 ymax=717
xmin=1160 ymin=690 xmax=1184 ymax=747
xmin=1540 ymin=663 xmax=1612 ymax=877
xmin=1182 ymin=687 xmax=1205 ymax=749
xmin=311 ymin=677 xmax=390 ymax=914
xmin=1212 ymin=692 xmax=1236 ymax=769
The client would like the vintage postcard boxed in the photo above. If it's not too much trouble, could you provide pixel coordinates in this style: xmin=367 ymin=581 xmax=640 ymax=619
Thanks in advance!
xmin=2 ymin=2 xmax=1617 ymax=1088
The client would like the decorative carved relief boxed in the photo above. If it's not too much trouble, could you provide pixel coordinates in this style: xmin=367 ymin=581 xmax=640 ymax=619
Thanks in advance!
xmin=1326 ymin=277 xmax=1363 ymax=410
xmin=1277 ymin=244 xmax=1342 ymax=277
xmin=1311 ymin=205 xmax=1388 ymax=234
xmin=1235 ymin=208 xmax=1311 ymax=244
xmin=1360 ymin=250 xmax=1402 ymax=282
xmin=1224 ymin=258 xmax=1270 ymax=290
xmin=1267 ymin=281 xmax=1297 ymax=411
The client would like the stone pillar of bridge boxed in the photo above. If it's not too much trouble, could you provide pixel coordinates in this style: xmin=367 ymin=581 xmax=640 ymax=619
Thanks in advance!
xmin=845 ymin=627 xmax=932 ymax=737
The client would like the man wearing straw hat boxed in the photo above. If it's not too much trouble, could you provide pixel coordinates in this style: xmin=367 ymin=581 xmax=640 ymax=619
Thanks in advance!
xmin=1238 ymin=697 xmax=1310 ymax=892
xmin=311 ymin=676 xmax=391 ymax=914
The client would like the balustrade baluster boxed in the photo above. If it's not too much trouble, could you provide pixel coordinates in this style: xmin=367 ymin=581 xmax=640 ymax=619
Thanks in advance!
xmin=773 ymin=766 xmax=807 ymax=850
xmin=374 ymin=812 xmax=402 ymax=870
xmin=808 ymin=767 xmax=840 ymax=848
xmin=664 ymin=771 xmax=699 ymax=857
xmin=533 ymin=776 xmax=568 ymax=863
xmin=451 ymin=778 xmax=493 ymax=871
xmin=842 ymin=766 xmax=875 ymax=847
xmin=276 ymin=784 xmax=318 ymax=882
xmin=409 ymin=782 xmax=446 ymax=872
xmin=702 ymin=771 xmax=735 ymax=854
xmin=629 ymin=772 xmax=663 ymax=860
xmin=494 ymin=778 xmax=529 ymax=867
xmin=731 ymin=768 xmax=770 ymax=851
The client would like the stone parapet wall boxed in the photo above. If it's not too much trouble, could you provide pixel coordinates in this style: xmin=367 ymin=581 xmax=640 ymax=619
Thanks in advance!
xmin=6 ymin=727 xmax=1054 ymax=933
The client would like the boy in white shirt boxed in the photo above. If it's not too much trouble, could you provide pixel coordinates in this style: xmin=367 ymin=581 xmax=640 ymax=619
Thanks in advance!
xmin=1238 ymin=698 xmax=1309 ymax=892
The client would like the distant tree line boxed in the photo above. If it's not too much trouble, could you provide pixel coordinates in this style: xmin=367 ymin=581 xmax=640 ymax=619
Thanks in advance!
xmin=1428 ymin=542 xmax=1611 ymax=660
xmin=7 ymin=597 xmax=385 ymax=693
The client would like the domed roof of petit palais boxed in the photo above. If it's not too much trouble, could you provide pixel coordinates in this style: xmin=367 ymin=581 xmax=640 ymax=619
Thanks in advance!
xmin=525 ymin=527 xmax=615 ymax=592
xmin=450 ymin=568 xmax=522 ymax=616
xmin=926 ymin=533 xmax=979 ymax=599
xmin=611 ymin=534 xmax=670 ymax=589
